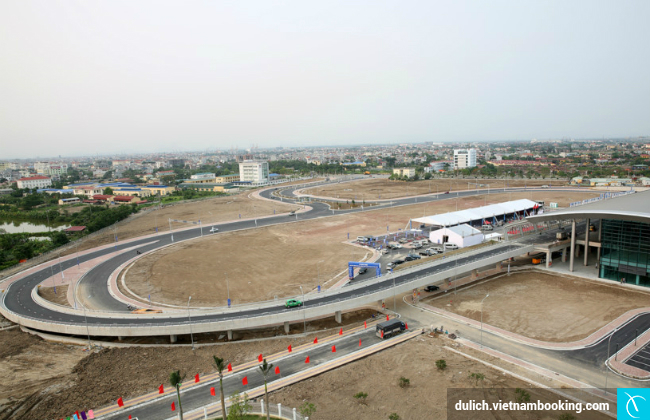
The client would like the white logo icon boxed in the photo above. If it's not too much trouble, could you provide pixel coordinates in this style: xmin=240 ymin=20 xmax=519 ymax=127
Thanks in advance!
xmin=625 ymin=392 xmax=646 ymax=419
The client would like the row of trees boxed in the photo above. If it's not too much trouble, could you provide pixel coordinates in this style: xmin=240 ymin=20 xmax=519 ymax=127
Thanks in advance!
xmin=170 ymin=357 xmax=316 ymax=420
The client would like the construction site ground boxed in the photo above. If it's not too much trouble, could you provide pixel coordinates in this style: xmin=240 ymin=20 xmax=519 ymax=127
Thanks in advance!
xmin=424 ymin=271 xmax=650 ymax=343
xmin=302 ymin=178 xmax=568 ymax=200
xmin=124 ymin=191 xmax=599 ymax=307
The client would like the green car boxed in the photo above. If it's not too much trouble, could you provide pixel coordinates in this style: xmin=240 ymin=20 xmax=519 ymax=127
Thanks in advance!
xmin=285 ymin=299 xmax=303 ymax=308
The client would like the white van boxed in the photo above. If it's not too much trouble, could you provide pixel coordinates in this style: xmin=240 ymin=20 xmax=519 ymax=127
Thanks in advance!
xmin=411 ymin=241 xmax=423 ymax=249
xmin=357 ymin=236 xmax=369 ymax=242
xmin=444 ymin=243 xmax=459 ymax=250
xmin=480 ymin=225 xmax=493 ymax=231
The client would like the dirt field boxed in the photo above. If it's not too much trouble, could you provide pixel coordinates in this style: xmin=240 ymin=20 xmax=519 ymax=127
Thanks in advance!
xmin=425 ymin=271 xmax=650 ymax=342
xmin=302 ymin=178 xmax=569 ymax=200
xmin=38 ymin=285 xmax=71 ymax=307
xmin=66 ymin=190 xmax=301 ymax=255
xmin=271 ymin=336 xmax=610 ymax=420
xmin=124 ymin=191 xmax=599 ymax=307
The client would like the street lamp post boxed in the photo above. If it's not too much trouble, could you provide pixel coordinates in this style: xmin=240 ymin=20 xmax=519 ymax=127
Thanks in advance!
xmin=300 ymin=286 xmax=306 ymax=333
xmin=188 ymin=296 xmax=194 ymax=350
xmin=480 ymin=293 xmax=490 ymax=348
xmin=225 ymin=272 xmax=230 ymax=307
xmin=393 ymin=276 xmax=397 ymax=311
xmin=604 ymin=327 xmax=618 ymax=394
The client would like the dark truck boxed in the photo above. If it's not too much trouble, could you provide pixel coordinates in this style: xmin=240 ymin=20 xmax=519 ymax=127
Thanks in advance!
xmin=376 ymin=319 xmax=406 ymax=339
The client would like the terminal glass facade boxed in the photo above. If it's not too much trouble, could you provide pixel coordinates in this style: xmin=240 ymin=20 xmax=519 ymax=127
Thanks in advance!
xmin=599 ymin=219 xmax=650 ymax=287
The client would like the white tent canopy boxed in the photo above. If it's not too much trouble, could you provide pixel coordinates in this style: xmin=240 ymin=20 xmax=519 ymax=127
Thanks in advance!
xmin=413 ymin=199 xmax=538 ymax=227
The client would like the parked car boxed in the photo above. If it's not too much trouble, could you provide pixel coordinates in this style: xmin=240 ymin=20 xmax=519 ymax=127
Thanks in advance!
xmin=381 ymin=248 xmax=390 ymax=255
xmin=209 ymin=227 xmax=219 ymax=233
xmin=398 ymin=238 xmax=408 ymax=244
xmin=445 ymin=243 xmax=459 ymax=250
xmin=424 ymin=285 xmax=440 ymax=292
xmin=408 ymin=253 xmax=421 ymax=260
xmin=404 ymin=256 xmax=415 ymax=262
xmin=285 ymin=299 xmax=303 ymax=308
xmin=418 ymin=251 xmax=430 ymax=256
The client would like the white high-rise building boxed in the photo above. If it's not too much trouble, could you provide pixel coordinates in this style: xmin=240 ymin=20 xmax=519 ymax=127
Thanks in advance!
xmin=453 ymin=149 xmax=477 ymax=170
xmin=238 ymin=160 xmax=269 ymax=183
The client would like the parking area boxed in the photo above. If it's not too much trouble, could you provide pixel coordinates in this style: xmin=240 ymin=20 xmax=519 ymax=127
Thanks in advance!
xmin=625 ymin=343 xmax=650 ymax=373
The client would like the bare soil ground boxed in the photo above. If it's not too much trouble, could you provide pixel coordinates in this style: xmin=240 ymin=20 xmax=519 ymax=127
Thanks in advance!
xmin=425 ymin=270 xmax=650 ymax=342
xmin=1 ymin=313 xmax=377 ymax=420
xmin=124 ymin=191 xmax=598 ymax=307
xmin=66 ymin=190 xmax=300 ymax=255
xmin=38 ymin=285 xmax=71 ymax=307
xmin=303 ymin=178 xmax=569 ymax=200
xmin=271 ymin=336 xmax=610 ymax=420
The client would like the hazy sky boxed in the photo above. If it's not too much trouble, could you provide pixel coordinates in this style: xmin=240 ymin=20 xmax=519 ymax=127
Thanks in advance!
xmin=2 ymin=1 xmax=649 ymax=159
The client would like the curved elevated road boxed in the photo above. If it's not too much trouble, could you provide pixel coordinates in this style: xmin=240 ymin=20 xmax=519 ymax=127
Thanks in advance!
xmin=4 ymin=182 xmax=644 ymax=366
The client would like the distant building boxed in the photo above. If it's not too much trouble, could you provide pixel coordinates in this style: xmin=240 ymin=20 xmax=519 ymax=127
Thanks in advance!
xmin=168 ymin=159 xmax=185 ymax=167
xmin=239 ymin=160 xmax=269 ymax=183
xmin=16 ymin=175 xmax=52 ymax=189
xmin=141 ymin=185 xmax=175 ymax=195
xmin=215 ymin=174 xmax=240 ymax=183
xmin=453 ymin=149 xmax=477 ymax=170
xmin=186 ymin=173 xmax=217 ymax=184
xmin=392 ymin=168 xmax=416 ymax=178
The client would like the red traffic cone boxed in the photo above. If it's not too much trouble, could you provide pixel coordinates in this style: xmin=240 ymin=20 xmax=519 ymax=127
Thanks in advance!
xmin=313 ymin=337 xmax=318 ymax=344
xmin=405 ymin=322 xmax=408 ymax=330
xmin=386 ymin=315 xmax=389 ymax=321
xmin=359 ymin=339 xmax=362 ymax=347
xmin=305 ymin=356 xmax=310 ymax=363
xmin=339 ymin=328 xmax=343 ymax=335
xmin=287 ymin=344 xmax=292 ymax=353
xmin=331 ymin=345 xmax=336 ymax=353
xmin=363 ymin=321 xmax=367 ymax=329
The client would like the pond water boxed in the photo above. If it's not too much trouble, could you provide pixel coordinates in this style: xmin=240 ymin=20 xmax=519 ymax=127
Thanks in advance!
xmin=0 ymin=220 xmax=70 ymax=234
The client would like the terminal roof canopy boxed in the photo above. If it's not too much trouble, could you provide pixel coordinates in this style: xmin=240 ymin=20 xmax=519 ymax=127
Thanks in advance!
xmin=528 ymin=191 xmax=650 ymax=224
xmin=413 ymin=199 xmax=538 ymax=227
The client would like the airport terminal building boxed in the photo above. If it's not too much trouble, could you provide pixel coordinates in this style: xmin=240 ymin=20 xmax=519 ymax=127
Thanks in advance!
xmin=528 ymin=191 xmax=650 ymax=287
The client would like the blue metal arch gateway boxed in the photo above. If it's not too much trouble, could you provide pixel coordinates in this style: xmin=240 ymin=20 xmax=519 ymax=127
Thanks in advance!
xmin=348 ymin=262 xmax=381 ymax=279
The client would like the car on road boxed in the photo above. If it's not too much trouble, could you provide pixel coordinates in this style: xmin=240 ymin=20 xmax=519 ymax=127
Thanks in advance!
xmin=381 ymin=248 xmax=390 ymax=255
xmin=387 ymin=260 xmax=404 ymax=269
xmin=358 ymin=267 xmax=368 ymax=275
xmin=425 ymin=247 xmax=440 ymax=254
xmin=285 ymin=299 xmax=303 ymax=308
xmin=444 ymin=191 xmax=450 ymax=194
xmin=209 ymin=227 xmax=219 ymax=233
xmin=424 ymin=285 xmax=440 ymax=292
xmin=289 ymin=211 xmax=296 ymax=216
xmin=131 ymin=308 xmax=163 ymax=314
xmin=398 ymin=238 xmax=408 ymax=244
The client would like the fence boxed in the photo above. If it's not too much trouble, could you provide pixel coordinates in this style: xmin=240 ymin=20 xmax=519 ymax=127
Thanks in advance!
xmin=568 ymin=189 xmax=635 ymax=207
xmin=189 ymin=399 xmax=306 ymax=420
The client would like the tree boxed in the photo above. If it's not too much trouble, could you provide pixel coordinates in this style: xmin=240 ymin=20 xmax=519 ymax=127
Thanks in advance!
xmin=424 ymin=172 xmax=432 ymax=180
xmin=259 ymin=359 xmax=273 ymax=420
xmin=227 ymin=392 xmax=251 ymax=420
xmin=103 ymin=187 xmax=114 ymax=195
xmin=169 ymin=370 xmax=185 ymax=420
xmin=389 ymin=414 xmax=401 ymax=420
xmin=299 ymin=401 xmax=316 ymax=418
xmin=353 ymin=391 xmax=368 ymax=405
xmin=435 ymin=359 xmax=447 ymax=371
xmin=213 ymin=356 xmax=228 ymax=420
xmin=398 ymin=377 xmax=410 ymax=388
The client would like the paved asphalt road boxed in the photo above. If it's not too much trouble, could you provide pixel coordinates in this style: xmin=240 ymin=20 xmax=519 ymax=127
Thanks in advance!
xmin=103 ymin=329 xmax=385 ymax=420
